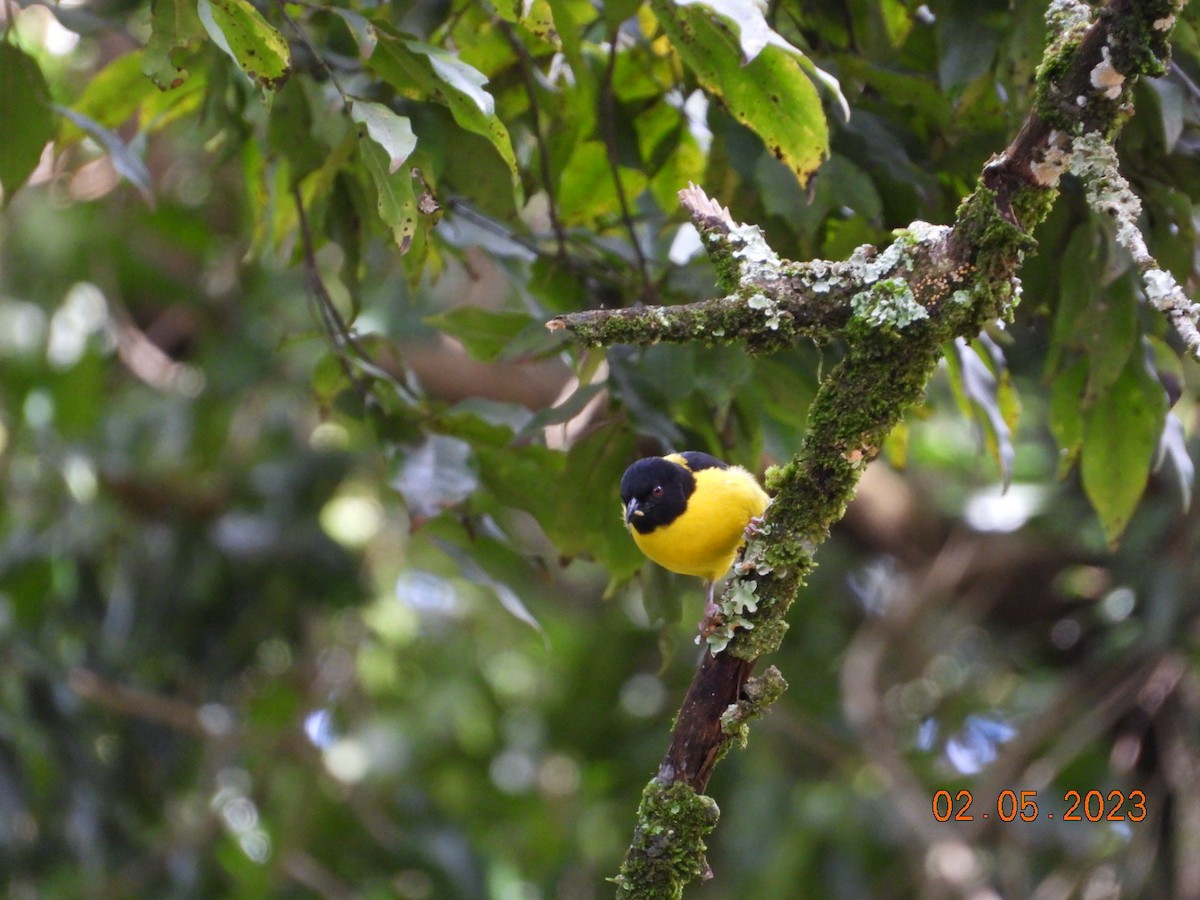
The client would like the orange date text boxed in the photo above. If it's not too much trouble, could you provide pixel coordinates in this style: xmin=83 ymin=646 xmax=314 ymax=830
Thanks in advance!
xmin=932 ymin=789 xmax=1147 ymax=823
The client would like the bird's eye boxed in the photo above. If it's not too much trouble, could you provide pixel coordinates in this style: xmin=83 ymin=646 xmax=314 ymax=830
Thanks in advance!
xmin=651 ymin=486 xmax=664 ymax=498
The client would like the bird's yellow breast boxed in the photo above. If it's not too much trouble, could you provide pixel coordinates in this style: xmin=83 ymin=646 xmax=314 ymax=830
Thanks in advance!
xmin=630 ymin=461 xmax=769 ymax=582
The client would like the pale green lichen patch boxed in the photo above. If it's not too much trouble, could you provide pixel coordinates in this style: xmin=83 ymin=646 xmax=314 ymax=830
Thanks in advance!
xmin=850 ymin=279 xmax=927 ymax=334
xmin=747 ymin=292 xmax=785 ymax=330
xmin=1070 ymin=131 xmax=1148 ymax=262
xmin=1068 ymin=130 xmax=1200 ymax=356
xmin=1046 ymin=0 xmax=1093 ymax=36
xmin=902 ymin=220 xmax=952 ymax=245
xmin=849 ymin=240 xmax=904 ymax=285
xmin=704 ymin=579 xmax=762 ymax=654
xmin=728 ymin=221 xmax=781 ymax=266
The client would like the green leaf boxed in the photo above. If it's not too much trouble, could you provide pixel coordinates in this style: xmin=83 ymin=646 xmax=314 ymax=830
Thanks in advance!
xmin=678 ymin=0 xmax=801 ymax=63
xmin=0 ymin=44 xmax=56 ymax=203
xmin=267 ymin=77 xmax=327 ymax=189
xmin=651 ymin=0 xmax=829 ymax=187
xmin=356 ymin=131 xmax=417 ymax=254
xmin=417 ymin=41 xmax=493 ymax=114
xmin=547 ymin=0 xmax=590 ymax=70
xmin=1081 ymin=275 xmax=1138 ymax=405
xmin=553 ymin=422 xmax=644 ymax=580
xmin=1049 ymin=223 xmax=1137 ymax=401
xmin=602 ymin=0 xmax=645 ymax=28
xmin=556 ymin=140 xmax=648 ymax=225
xmin=350 ymin=100 xmax=417 ymax=174
xmin=197 ymin=0 xmax=291 ymax=93
xmin=516 ymin=383 xmax=606 ymax=439
xmin=424 ymin=307 xmax=535 ymax=362
xmin=475 ymin=443 xmax=567 ymax=538
xmin=1080 ymin=348 xmax=1168 ymax=547
xmin=330 ymin=8 xmax=378 ymax=59
xmin=1049 ymin=360 xmax=1085 ymax=479
xmin=937 ymin=2 xmax=1002 ymax=95
xmin=368 ymin=23 xmax=520 ymax=197
xmin=518 ymin=0 xmax=562 ymax=49
xmin=143 ymin=0 xmax=205 ymax=90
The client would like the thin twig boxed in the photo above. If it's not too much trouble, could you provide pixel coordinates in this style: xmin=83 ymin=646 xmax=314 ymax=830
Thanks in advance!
xmin=68 ymin=667 xmax=217 ymax=737
xmin=495 ymin=16 xmax=569 ymax=260
xmin=444 ymin=195 xmax=634 ymax=292
xmin=600 ymin=29 xmax=655 ymax=304
xmin=274 ymin=0 xmax=350 ymax=106
xmin=291 ymin=187 xmax=377 ymax=404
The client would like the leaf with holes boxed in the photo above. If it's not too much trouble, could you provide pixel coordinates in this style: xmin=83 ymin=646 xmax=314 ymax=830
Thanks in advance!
xmin=143 ymin=0 xmax=205 ymax=90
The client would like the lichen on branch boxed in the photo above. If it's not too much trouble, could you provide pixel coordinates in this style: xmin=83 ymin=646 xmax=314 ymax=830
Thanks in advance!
xmin=1069 ymin=131 xmax=1200 ymax=357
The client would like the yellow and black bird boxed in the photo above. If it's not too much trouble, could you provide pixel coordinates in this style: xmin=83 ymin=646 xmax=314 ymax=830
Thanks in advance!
xmin=620 ymin=451 xmax=770 ymax=632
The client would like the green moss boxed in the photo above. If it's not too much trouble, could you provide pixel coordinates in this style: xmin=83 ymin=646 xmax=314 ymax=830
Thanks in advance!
xmin=614 ymin=781 xmax=721 ymax=899
xmin=729 ymin=615 xmax=790 ymax=660
xmin=1033 ymin=37 xmax=1082 ymax=130
xmin=704 ymin=231 xmax=742 ymax=295
xmin=1009 ymin=183 xmax=1058 ymax=232
xmin=1105 ymin=1 xmax=1178 ymax=78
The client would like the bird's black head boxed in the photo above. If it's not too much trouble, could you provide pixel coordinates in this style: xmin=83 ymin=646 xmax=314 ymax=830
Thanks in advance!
xmin=620 ymin=457 xmax=695 ymax=534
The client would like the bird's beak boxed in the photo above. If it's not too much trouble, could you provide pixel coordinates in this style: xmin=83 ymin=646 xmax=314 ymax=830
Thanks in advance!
xmin=625 ymin=498 xmax=643 ymax=524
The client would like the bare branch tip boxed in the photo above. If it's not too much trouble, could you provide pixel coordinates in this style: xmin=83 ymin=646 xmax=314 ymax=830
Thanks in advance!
xmin=679 ymin=182 xmax=735 ymax=232
xmin=545 ymin=317 xmax=567 ymax=332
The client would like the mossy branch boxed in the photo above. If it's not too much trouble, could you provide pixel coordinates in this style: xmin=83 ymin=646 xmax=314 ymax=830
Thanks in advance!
xmin=547 ymin=1 xmax=1187 ymax=896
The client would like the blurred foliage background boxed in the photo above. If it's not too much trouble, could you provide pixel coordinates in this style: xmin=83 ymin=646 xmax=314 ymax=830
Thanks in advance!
xmin=3 ymin=0 xmax=1200 ymax=897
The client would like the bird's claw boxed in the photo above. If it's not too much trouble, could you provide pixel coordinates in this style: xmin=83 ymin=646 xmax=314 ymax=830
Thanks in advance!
xmin=743 ymin=514 xmax=765 ymax=540
xmin=696 ymin=596 xmax=726 ymax=641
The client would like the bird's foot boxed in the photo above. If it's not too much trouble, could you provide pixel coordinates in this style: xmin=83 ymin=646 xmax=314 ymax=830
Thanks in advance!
xmin=697 ymin=595 xmax=726 ymax=641
xmin=743 ymin=514 xmax=765 ymax=540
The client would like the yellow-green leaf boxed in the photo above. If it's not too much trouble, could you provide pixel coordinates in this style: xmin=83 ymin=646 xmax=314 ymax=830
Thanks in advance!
xmin=652 ymin=0 xmax=830 ymax=187
xmin=197 ymin=0 xmax=291 ymax=93
xmin=143 ymin=0 xmax=204 ymax=90
xmin=556 ymin=140 xmax=648 ymax=225
xmin=424 ymin=307 xmax=534 ymax=362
